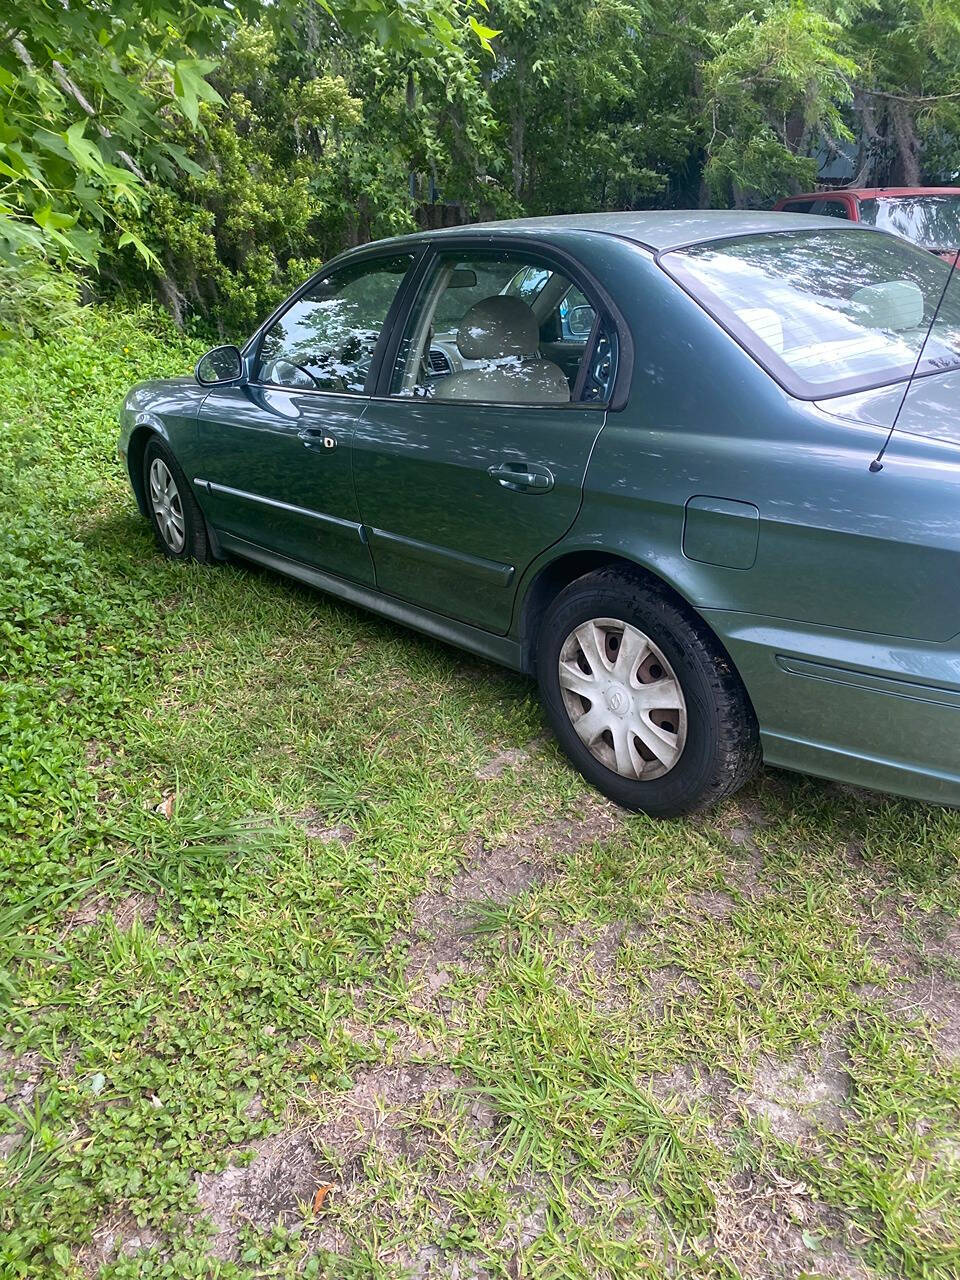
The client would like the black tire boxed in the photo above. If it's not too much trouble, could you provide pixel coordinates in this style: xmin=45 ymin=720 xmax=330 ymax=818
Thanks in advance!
xmin=536 ymin=568 xmax=760 ymax=817
xmin=142 ymin=437 xmax=212 ymax=563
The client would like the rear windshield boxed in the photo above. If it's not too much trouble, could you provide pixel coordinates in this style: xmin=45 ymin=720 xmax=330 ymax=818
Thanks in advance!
xmin=858 ymin=195 xmax=960 ymax=252
xmin=663 ymin=229 xmax=960 ymax=398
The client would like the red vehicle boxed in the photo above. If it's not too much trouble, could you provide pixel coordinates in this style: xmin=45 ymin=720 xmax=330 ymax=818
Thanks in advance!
xmin=774 ymin=187 xmax=960 ymax=259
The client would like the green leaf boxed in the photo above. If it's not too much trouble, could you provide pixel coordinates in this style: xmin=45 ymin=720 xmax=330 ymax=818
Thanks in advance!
xmin=118 ymin=229 xmax=160 ymax=270
xmin=160 ymin=141 xmax=205 ymax=179
xmin=63 ymin=121 xmax=105 ymax=177
xmin=468 ymin=15 xmax=501 ymax=53
xmin=33 ymin=205 xmax=78 ymax=231
xmin=172 ymin=58 xmax=224 ymax=128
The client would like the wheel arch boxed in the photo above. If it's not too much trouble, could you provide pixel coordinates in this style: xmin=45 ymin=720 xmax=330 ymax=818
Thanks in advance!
xmin=126 ymin=422 xmax=170 ymax=517
xmin=126 ymin=424 xmax=225 ymax=560
xmin=515 ymin=549 xmax=749 ymax=697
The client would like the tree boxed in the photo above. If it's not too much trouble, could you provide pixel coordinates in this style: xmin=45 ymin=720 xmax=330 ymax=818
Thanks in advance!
xmin=0 ymin=0 xmax=497 ymax=275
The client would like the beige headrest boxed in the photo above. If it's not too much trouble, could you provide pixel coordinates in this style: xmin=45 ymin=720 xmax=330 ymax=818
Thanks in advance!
xmin=850 ymin=280 xmax=924 ymax=331
xmin=457 ymin=296 xmax=538 ymax=360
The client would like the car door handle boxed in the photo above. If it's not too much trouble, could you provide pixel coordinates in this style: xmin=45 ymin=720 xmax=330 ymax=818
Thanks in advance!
xmin=298 ymin=428 xmax=337 ymax=450
xmin=487 ymin=462 xmax=554 ymax=493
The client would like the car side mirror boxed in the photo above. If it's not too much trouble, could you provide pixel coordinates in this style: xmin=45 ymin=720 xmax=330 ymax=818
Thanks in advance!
xmin=195 ymin=344 xmax=245 ymax=386
xmin=567 ymin=305 xmax=595 ymax=338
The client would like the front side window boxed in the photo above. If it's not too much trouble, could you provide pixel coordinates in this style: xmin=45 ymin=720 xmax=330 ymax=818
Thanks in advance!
xmin=858 ymin=196 xmax=960 ymax=253
xmin=255 ymin=254 xmax=414 ymax=393
xmin=391 ymin=251 xmax=616 ymax=405
xmin=664 ymin=229 xmax=960 ymax=397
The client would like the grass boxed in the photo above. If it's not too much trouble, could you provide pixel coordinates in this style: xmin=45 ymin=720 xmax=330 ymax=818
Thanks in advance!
xmin=1 ymin=302 xmax=959 ymax=1279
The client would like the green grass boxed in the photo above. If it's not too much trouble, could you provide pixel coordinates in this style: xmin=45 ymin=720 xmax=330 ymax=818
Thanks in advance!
xmin=1 ymin=303 xmax=959 ymax=1279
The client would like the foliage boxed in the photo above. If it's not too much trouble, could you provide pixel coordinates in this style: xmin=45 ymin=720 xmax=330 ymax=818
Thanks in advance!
xmin=112 ymin=14 xmax=503 ymax=336
xmin=699 ymin=2 xmax=858 ymax=203
xmin=0 ymin=0 xmax=235 ymax=269
xmin=0 ymin=0 xmax=496 ymax=292
xmin=4 ymin=0 xmax=960 ymax=325
xmin=0 ymin=256 xmax=80 ymax=341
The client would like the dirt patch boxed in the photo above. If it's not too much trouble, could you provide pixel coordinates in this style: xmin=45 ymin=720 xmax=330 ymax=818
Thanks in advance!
xmin=741 ymin=1041 xmax=851 ymax=1143
xmin=297 ymin=809 xmax=356 ymax=845
xmin=196 ymin=1064 xmax=483 ymax=1261
xmin=549 ymin=919 xmax=640 ymax=1013
xmin=308 ymin=1062 xmax=468 ymax=1167
xmin=711 ymin=1170 xmax=871 ymax=1279
xmin=644 ymin=1061 xmax=732 ymax=1115
xmin=475 ymin=748 xmax=529 ymax=781
xmin=640 ymin=964 xmax=701 ymax=1019
xmin=859 ymin=903 xmax=960 ymax=1061
xmin=0 ymin=1048 xmax=42 ymax=1111
xmin=65 ymin=891 xmax=158 ymax=931
xmin=404 ymin=805 xmax=620 ymax=995
xmin=196 ymin=1129 xmax=322 ymax=1260
xmin=687 ymin=888 xmax=736 ymax=921
xmin=889 ymin=975 xmax=960 ymax=1062
xmin=76 ymin=1213 xmax=161 ymax=1275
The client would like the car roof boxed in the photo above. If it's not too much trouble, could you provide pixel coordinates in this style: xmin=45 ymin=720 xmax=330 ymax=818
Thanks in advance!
xmin=784 ymin=186 xmax=960 ymax=200
xmin=372 ymin=209 xmax=859 ymax=255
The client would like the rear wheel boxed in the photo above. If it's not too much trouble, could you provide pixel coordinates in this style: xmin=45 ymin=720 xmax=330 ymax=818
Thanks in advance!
xmin=143 ymin=437 xmax=212 ymax=562
xmin=536 ymin=568 xmax=760 ymax=817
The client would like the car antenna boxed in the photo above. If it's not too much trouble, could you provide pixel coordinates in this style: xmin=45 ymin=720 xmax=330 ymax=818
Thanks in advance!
xmin=869 ymin=248 xmax=960 ymax=473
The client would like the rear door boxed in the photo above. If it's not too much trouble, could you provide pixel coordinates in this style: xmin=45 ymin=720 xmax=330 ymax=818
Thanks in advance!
xmin=195 ymin=252 xmax=417 ymax=585
xmin=352 ymin=243 xmax=620 ymax=633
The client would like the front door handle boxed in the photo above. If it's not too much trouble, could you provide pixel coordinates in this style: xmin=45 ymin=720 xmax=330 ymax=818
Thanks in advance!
xmin=487 ymin=461 xmax=554 ymax=493
xmin=298 ymin=428 xmax=337 ymax=450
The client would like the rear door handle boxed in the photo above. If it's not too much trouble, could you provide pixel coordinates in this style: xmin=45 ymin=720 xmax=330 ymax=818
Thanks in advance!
xmin=487 ymin=461 xmax=554 ymax=493
xmin=298 ymin=428 xmax=337 ymax=450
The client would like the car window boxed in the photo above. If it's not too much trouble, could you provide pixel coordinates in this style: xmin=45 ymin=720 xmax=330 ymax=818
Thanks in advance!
xmin=390 ymin=250 xmax=616 ymax=405
xmin=858 ymin=195 xmax=960 ymax=252
xmin=811 ymin=199 xmax=851 ymax=220
xmin=559 ymin=285 xmax=596 ymax=340
xmin=504 ymin=265 xmax=552 ymax=303
xmin=664 ymin=228 xmax=960 ymax=398
xmin=255 ymin=253 xmax=414 ymax=393
xmin=783 ymin=200 xmax=816 ymax=214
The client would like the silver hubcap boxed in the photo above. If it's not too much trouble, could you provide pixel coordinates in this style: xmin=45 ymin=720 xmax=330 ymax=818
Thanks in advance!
xmin=558 ymin=618 xmax=687 ymax=780
xmin=148 ymin=458 xmax=185 ymax=553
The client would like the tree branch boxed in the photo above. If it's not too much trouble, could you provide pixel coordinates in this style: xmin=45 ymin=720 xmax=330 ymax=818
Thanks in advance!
xmin=858 ymin=86 xmax=960 ymax=104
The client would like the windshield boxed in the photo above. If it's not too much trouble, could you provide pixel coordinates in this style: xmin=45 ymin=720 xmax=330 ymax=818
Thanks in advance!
xmin=858 ymin=196 xmax=960 ymax=252
xmin=663 ymin=229 xmax=960 ymax=398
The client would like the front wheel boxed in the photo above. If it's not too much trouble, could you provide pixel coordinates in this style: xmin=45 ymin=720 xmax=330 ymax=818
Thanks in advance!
xmin=536 ymin=569 xmax=760 ymax=817
xmin=143 ymin=437 xmax=212 ymax=562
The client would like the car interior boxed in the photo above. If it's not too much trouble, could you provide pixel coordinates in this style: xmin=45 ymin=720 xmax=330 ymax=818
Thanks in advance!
xmin=392 ymin=257 xmax=600 ymax=403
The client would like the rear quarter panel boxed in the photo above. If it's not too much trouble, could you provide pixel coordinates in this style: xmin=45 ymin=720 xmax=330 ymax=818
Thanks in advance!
xmin=541 ymin=241 xmax=960 ymax=646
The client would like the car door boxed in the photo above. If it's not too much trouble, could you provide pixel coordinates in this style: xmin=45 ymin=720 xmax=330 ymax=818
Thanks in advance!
xmin=352 ymin=244 xmax=619 ymax=633
xmin=194 ymin=251 xmax=417 ymax=585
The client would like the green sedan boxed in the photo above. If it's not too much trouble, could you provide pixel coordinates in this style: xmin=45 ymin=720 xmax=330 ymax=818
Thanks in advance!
xmin=119 ymin=211 xmax=960 ymax=816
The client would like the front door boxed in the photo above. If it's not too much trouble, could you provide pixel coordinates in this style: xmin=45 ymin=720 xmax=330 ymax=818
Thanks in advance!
xmin=195 ymin=251 xmax=416 ymax=585
xmin=353 ymin=246 xmax=619 ymax=632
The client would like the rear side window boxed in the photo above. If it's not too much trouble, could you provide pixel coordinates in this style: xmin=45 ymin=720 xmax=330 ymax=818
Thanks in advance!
xmin=811 ymin=199 xmax=851 ymax=220
xmin=783 ymin=198 xmax=849 ymax=219
xmin=858 ymin=195 xmax=960 ymax=252
xmin=390 ymin=249 xmax=617 ymax=406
